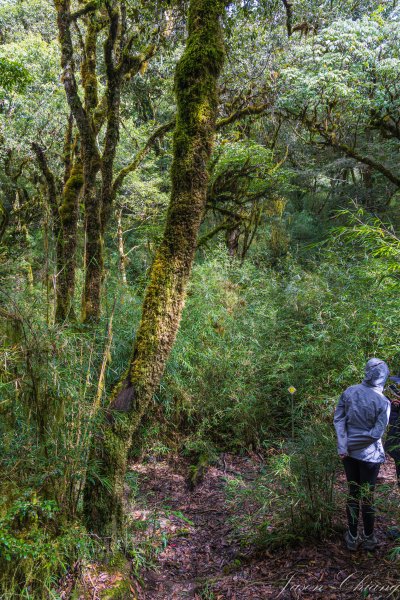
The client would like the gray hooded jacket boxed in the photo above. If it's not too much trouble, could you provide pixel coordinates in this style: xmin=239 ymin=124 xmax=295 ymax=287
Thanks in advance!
xmin=334 ymin=358 xmax=390 ymax=463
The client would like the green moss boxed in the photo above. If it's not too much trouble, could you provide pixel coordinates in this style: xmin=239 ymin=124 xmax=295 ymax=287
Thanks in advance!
xmin=59 ymin=164 xmax=83 ymax=226
xmin=97 ymin=554 xmax=133 ymax=599
xmin=99 ymin=579 xmax=133 ymax=600
xmin=81 ymin=15 xmax=100 ymax=112
xmin=55 ymin=161 xmax=83 ymax=322
xmin=71 ymin=564 xmax=132 ymax=600
xmin=83 ymin=0 xmax=227 ymax=539
xmin=171 ymin=0 xmax=225 ymax=193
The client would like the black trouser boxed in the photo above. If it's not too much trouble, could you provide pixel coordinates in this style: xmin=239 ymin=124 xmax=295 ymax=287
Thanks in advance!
xmin=343 ymin=456 xmax=380 ymax=537
xmin=385 ymin=407 xmax=400 ymax=484
xmin=385 ymin=439 xmax=400 ymax=483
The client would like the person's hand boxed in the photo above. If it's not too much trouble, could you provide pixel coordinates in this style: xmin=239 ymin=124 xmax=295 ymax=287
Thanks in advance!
xmin=339 ymin=453 xmax=348 ymax=459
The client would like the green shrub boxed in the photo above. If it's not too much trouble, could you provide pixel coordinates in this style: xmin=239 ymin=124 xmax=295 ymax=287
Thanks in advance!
xmin=0 ymin=493 xmax=95 ymax=599
xmin=155 ymin=245 xmax=400 ymax=453
xmin=225 ymin=423 xmax=342 ymax=549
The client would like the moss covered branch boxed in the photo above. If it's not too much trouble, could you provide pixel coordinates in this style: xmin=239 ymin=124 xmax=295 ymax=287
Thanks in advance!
xmin=31 ymin=143 xmax=59 ymax=223
xmin=111 ymin=120 xmax=175 ymax=198
xmin=303 ymin=118 xmax=400 ymax=188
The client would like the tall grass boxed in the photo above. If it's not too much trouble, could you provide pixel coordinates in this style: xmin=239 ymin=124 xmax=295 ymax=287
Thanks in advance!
xmin=1 ymin=236 xmax=399 ymax=593
xmin=156 ymin=245 xmax=400 ymax=452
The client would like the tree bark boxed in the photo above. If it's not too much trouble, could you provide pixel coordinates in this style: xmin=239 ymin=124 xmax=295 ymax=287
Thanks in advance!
xmin=55 ymin=0 xmax=103 ymax=321
xmin=32 ymin=135 xmax=84 ymax=322
xmin=81 ymin=160 xmax=102 ymax=322
xmin=31 ymin=142 xmax=65 ymax=318
xmin=55 ymin=0 xmax=157 ymax=322
xmin=56 ymin=160 xmax=83 ymax=321
xmin=116 ymin=209 xmax=127 ymax=285
xmin=83 ymin=0 xmax=227 ymax=538
xmin=225 ymin=223 xmax=241 ymax=257
xmin=281 ymin=0 xmax=293 ymax=37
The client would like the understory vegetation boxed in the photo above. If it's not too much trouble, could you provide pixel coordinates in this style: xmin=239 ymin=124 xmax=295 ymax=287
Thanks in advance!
xmin=1 ymin=0 xmax=400 ymax=596
xmin=2 ymin=237 xmax=400 ymax=596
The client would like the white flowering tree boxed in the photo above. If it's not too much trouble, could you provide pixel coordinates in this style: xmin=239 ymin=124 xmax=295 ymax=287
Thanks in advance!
xmin=276 ymin=11 xmax=400 ymax=191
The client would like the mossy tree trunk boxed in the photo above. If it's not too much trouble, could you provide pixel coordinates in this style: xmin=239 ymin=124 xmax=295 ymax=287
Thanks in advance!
xmin=31 ymin=142 xmax=65 ymax=318
xmin=83 ymin=0 xmax=227 ymax=538
xmin=56 ymin=160 xmax=84 ymax=321
xmin=33 ymin=123 xmax=84 ymax=322
xmin=54 ymin=0 xmax=157 ymax=322
xmin=54 ymin=0 xmax=101 ymax=321
xmin=116 ymin=209 xmax=127 ymax=285
xmin=79 ymin=11 xmax=104 ymax=322
xmin=81 ymin=160 xmax=102 ymax=322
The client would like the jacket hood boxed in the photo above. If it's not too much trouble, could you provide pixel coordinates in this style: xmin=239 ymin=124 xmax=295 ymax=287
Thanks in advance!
xmin=363 ymin=358 xmax=389 ymax=389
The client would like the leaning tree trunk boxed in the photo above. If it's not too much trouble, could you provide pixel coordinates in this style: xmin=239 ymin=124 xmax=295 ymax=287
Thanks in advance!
xmin=83 ymin=0 xmax=227 ymax=538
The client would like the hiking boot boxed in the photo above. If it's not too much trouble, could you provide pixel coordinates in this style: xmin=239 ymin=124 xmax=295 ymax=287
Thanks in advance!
xmin=361 ymin=531 xmax=378 ymax=550
xmin=344 ymin=530 xmax=360 ymax=551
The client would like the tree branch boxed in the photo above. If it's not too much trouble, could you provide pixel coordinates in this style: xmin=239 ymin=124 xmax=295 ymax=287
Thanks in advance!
xmin=70 ymin=1 xmax=98 ymax=21
xmin=313 ymin=126 xmax=400 ymax=187
xmin=197 ymin=220 xmax=229 ymax=247
xmin=110 ymin=101 xmax=272 ymax=200
xmin=290 ymin=111 xmax=400 ymax=188
xmin=118 ymin=44 xmax=157 ymax=79
xmin=54 ymin=0 xmax=99 ymax=160
xmin=371 ymin=115 xmax=400 ymax=141
xmin=111 ymin=120 xmax=174 ymax=197
xmin=31 ymin=143 xmax=59 ymax=219
xmin=216 ymin=102 xmax=270 ymax=130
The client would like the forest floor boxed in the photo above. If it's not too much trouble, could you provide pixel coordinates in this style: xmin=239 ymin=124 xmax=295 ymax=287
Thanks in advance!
xmin=75 ymin=454 xmax=400 ymax=600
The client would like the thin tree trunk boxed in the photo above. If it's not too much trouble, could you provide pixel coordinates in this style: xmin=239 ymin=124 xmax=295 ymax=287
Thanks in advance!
xmin=83 ymin=0 xmax=227 ymax=538
xmin=81 ymin=162 xmax=102 ymax=322
xmin=0 ymin=198 xmax=10 ymax=243
xmin=56 ymin=161 xmax=83 ymax=322
xmin=225 ymin=223 xmax=241 ymax=257
xmin=31 ymin=142 xmax=65 ymax=320
xmin=100 ymin=0 xmax=122 ymax=237
xmin=116 ymin=209 xmax=127 ymax=285
xmin=281 ymin=0 xmax=293 ymax=37
xmin=54 ymin=0 xmax=103 ymax=322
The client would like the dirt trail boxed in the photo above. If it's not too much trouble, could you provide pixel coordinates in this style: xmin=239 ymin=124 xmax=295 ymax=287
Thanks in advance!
xmin=130 ymin=455 xmax=251 ymax=599
xmin=127 ymin=455 xmax=400 ymax=600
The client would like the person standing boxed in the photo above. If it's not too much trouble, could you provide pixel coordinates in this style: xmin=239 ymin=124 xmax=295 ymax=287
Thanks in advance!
xmin=334 ymin=358 xmax=390 ymax=551
xmin=384 ymin=374 xmax=400 ymax=487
